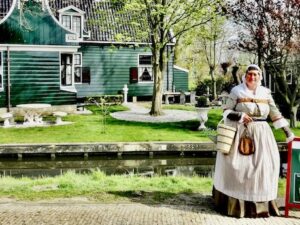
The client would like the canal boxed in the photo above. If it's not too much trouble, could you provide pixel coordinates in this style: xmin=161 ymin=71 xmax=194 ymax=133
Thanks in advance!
xmin=0 ymin=151 xmax=288 ymax=178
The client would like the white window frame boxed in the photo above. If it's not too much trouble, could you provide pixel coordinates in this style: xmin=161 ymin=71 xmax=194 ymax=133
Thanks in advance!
xmin=137 ymin=54 xmax=153 ymax=83
xmin=60 ymin=52 xmax=77 ymax=93
xmin=58 ymin=6 xmax=85 ymax=40
xmin=0 ymin=51 xmax=3 ymax=91
xmin=74 ymin=53 xmax=82 ymax=84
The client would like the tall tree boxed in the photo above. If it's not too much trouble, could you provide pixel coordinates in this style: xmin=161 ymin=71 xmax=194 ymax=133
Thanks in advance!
xmin=189 ymin=16 xmax=227 ymax=100
xmin=224 ymin=0 xmax=300 ymax=127
xmin=96 ymin=0 xmax=219 ymax=116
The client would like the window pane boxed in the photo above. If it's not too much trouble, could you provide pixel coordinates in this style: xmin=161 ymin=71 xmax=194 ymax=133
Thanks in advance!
xmin=139 ymin=55 xmax=152 ymax=65
xmin=75 ymin=67 xmax=82 ymax=83
xmin=74 ymin=54 xmax=81 ymax=65
xmin=62 ymin=15 xmax=71 ymax=30
xmin=73 ymin=16 xmax=81 ymax=37
xmin=82 ymin=67 xmax=91 ymax=84
xmin=139 ymin=67 xmax=153 ymax=81
xmin=61 ymin=54 xmax=73 ymax=86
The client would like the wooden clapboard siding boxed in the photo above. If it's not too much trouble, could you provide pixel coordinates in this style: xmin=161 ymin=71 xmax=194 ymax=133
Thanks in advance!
xmin=173 ymin=66 xmax=189 ymax=92
xmin=0 ymin=51 xmax=76 ymax=107
xmin=76 ymin=45 xmax=173 ymax=97
xmin=0 ymin=1 xmax=74 ymax=45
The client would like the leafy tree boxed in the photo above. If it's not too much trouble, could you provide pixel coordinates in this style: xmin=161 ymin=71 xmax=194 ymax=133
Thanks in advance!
xmin=224 ymin=0 xmax=300 ymax=127
xmin=96 ymin=0 xmax=220 ymax=116
xmin=181 ymin=16 xmax=227 ymax=100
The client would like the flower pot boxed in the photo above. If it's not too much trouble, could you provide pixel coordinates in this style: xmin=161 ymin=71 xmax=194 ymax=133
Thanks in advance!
xmin=195 ymin=107 xmax=211 ymax=130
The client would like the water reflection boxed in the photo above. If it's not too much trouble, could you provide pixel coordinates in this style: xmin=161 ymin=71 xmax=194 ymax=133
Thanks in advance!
xmin=0 ymin=154 xmax=216 ymax=178
xmin=0 ymin=151 xmax=287 ymax=178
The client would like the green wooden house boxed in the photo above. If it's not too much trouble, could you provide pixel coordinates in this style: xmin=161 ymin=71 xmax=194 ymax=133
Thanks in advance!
xmin=0 ymin=0 xmax=189 ymax=111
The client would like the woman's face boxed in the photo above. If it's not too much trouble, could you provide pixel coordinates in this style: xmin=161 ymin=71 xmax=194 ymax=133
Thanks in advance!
xmin=245 ymin=69 xmax=260 ymax=89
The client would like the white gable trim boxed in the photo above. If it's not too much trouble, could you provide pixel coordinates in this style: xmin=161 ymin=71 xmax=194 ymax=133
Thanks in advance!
xmin=57 ymin=5 xmax=85 ymax=15
xmin=0 ymin=0 xmax=17 ymax=25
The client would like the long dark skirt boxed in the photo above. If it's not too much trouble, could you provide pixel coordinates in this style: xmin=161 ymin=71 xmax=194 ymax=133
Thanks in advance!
xmin=212 ymin=187 xmax=280 ymax=218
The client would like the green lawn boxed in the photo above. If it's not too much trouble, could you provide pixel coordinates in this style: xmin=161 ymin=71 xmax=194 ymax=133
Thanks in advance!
xmin=0 ymin=105 xmax=221 ymax=144
xmin=0 ymin=171 xmax=286 ymax=202
xmin=0 ymin=104 xmax=298 ymax=143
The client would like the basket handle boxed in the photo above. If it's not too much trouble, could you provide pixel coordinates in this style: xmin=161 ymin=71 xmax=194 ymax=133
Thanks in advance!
xmin=217 ymin=118 xmax=224 ymax=126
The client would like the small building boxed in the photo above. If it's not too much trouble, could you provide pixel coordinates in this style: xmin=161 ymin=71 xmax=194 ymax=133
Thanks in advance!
xmin=173 ymin=65 xmax=189 ymax=93
xmin=0 ymin=0 xmax=189 ymax=112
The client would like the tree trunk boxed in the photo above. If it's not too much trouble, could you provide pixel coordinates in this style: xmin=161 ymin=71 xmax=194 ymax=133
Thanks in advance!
xmin=232 ymin=66 xmax=240 ymax=85
xmin=150 ymin=48 xmax=165 ymax=116
xmin=289 ymin=106 xmax=298 ymax=128
xmin=150 ymin=67 xmax=163 ymax=116
xmin=209 ymin=67 xmax=216 ymax=100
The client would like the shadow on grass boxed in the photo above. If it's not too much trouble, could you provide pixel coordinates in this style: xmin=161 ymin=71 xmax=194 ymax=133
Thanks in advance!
xmin=107 ymin=190 xmax=216 ymax=212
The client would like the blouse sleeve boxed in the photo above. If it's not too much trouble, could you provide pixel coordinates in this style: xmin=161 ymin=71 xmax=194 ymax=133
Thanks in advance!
xmin=222 ymin=91 xmax=238 ymax=120
xmin=268 ymin=89 xmax=289 ymax=129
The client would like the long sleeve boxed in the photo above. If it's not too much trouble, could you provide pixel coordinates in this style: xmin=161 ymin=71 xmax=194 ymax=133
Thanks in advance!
xmin=267 ymin=90 xmax=289 ymax=129
xmin=222 ymin=92 xmax=238 ymax=120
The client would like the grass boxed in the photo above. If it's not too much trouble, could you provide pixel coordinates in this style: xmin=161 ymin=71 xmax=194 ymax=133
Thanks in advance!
xmin=0 ymin=104 xmax=221 ymax=144
xmin=0 ymin=103 xmax=298 ymax=143
xmin=0 ymin=171 xmax=287 ymax=203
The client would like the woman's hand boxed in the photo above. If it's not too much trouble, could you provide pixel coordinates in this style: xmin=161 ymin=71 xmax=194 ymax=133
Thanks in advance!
xmin=242 ymin=114 xmax=253 ymax=124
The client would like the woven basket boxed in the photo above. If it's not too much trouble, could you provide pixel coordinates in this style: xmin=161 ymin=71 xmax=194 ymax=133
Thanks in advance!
xmin=216 ymin=119 xmax=237 ymax=154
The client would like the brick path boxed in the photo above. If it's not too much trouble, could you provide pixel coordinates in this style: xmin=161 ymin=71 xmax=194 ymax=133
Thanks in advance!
xmin=0 ymin=199 xmax=299 ymax=225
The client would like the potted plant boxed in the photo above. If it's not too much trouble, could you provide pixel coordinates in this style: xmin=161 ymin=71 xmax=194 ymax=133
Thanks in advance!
xmin=195 ymin=96 xmax=211 ymax=130
xmin=195 ymin=96 xmax=210 ymax=108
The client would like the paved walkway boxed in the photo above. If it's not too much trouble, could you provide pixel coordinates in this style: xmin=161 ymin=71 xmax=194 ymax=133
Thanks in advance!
xmin=110 ymin=103 xmax=198 ymax=122
xmin=0 ymin=197 xmax=299 ymax=225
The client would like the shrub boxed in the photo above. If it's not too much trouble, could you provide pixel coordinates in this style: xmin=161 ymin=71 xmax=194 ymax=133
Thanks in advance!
xmin=195 ymin=96 xmax=210 ymax=107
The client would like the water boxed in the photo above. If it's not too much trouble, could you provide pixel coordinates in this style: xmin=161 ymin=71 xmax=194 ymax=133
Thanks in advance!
xmin=0 ymin=151 xmax=288 ymax=178
xmin=0 ymin=152 xmax=216 ymax=178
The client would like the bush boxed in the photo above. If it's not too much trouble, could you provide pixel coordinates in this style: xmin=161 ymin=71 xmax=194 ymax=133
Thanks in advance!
xmin=194 ymin=77 xmax=235 ymax=100
xmin=195 ymin=96 xmax=210 ymax=107
xmin=86 ymin=95 xmax=123 ymax=105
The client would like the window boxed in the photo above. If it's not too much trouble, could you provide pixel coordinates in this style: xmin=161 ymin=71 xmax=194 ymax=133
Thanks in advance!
xmin=61 ymin=54 xmax=73 ymax=87
xmin=0 ymin=52 xmax=3 ymax=91
xmin=138 ymin=55 xmax=153 ymax=82
xmin=59 ymin=6 xmax=85 ymax=39
xmin=74 ymin=53 xmax=82 ymax=83
xmin=62 ymin=15 xmax=71 ymax=30
xmin=73 ymin=16 xmax=81 ymax=36
xmin=61 ymin=15 xmax=82 ymax=38
xmin=82 ymin=67 xmax=91 ymax=84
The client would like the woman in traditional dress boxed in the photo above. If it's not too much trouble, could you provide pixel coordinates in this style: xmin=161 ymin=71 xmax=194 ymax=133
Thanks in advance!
xmin=213 ymin=64 xmax=294 ymax=218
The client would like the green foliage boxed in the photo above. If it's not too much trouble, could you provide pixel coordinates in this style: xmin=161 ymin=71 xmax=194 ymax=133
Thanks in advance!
xmin=195 ymin=77 xmax=233 ymax=97
xmin=196 ymin=96 xmax=210 ymax=107
xmin=86 ymin=95 xmax=123 ymax=105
